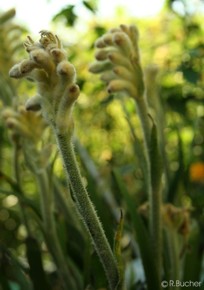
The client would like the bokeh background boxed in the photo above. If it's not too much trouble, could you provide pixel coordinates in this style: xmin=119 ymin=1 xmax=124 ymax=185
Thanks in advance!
xmin=0 ymin=0 xmax=204 ymax=289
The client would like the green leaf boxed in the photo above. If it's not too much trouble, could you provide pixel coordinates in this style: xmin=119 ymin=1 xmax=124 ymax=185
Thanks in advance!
xmin=52 ymin=5 xmax=77 ymax=27
xmin=112 ymin=169 xmax=161 ymax=290
xmin=150 ymin=118 xmax=163 ymax=194
xmin=183 ymin=225 xmax=203 ymax=281
xmin=26 ymin=237 xmax=50 ymax=290
xmin=114 ymin=209 xmax=124 ymax=287
xmin=83 ymin=0 xmax=97 ymax=13
xmin=0 ymin=245 xmax=33 ymax=290
xmin=0 ymin=8 xmax=15 ymax=24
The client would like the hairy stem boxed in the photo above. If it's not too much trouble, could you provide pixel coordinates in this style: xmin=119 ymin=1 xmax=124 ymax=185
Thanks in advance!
xmin=55 ymin=132 xmax=120 ymax=290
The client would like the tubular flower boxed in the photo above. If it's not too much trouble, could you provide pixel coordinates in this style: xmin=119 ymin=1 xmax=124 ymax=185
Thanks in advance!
xmin=2 ymin=106 xmax=46 ymax=142
xmin=9 ymin=31 xmax=80 ymax=135
xmin=89 ymin=24 xmax=144 ymax=99
xmin=2 ymin=106 xmax=52 ymax=172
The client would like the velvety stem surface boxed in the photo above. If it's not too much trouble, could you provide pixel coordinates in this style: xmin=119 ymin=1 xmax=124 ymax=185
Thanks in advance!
xmin=56 ymin=132 xmax=120 ymax=290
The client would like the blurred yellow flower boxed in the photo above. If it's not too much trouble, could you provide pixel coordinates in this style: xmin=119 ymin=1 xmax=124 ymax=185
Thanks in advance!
xmin=189 ymin=162 xmax=204 ymax=183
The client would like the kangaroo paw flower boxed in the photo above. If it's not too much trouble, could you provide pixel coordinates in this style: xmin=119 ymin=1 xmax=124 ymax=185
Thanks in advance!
xmin=89 ymin=24 xmax=144 ymax=99
xmin=9 ymin=31 xmax=79 ymax=135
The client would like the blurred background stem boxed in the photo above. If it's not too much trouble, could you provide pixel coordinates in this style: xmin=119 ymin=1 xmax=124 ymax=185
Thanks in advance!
xmin=135 ymin=96 xmax=162 ymax=279
xmin=36 ymin=170 xmax=79 ymax=290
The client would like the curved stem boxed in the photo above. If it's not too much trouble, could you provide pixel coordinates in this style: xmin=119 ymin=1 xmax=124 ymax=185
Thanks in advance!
xmin=55 ymin=132 xmax=120 ymax=290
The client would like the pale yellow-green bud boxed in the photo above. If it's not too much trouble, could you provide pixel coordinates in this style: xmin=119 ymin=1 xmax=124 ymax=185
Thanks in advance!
xmin=57 ymin=61 xmax=76 ymax=84
xmin=108 ymin=52 xmax=131 ymax=69
xmin=107 ymin=79 xmax=137 ymax=97
xmin=119 ymin=24 xmax=130 ymax=34
xmin=102 ymin=33 xmax=114 ymax=46
xmin=95 ymin=49 xmax=110 ymax=61
xmin=89 ymin=60 xmax=112 ymax=74
xmin=20 ymin=59 xmax=39 ymax=75
xmin=95 ymin=37 xmax=106 ymax=48
xmin=25 ymin=95 xmax=42 ymax=111
xmin=30 ymin=49 xmax=54 ymax=72
xmin=5 ymin=117 xmax=19 ymax=129
xmin=9 ymin=63 xmax=22 ymax=78
xmin=113 ymin=66 xmax=134 ymax=81
xmin=100 ymin=71 xmax=116 ymax=83
xmin=2 ymin=108 xmax=17 ymax=119
xmin=129 ymin=25 xmax=140 ymax=52
xmin=113 ymin=32 xmax=133 ymax=56
xmin=51 ymin=48 xmax=67 ymax=63
xmin=109 ymin=28 xmax=121 ymax=33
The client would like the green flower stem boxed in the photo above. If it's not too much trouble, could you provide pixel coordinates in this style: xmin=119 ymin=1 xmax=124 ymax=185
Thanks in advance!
xmin=13 ymin=141 xmax=31 ymax=236
xmin=165 ymin=229 xmax=180 ymax=290
xmin=55 ymin=132 xmax=120 ymax=290
xmin=36 ymin=170 xmax=78 ymax=290
xmin=135 ymin=96 xmax=162 ymax=278
xmin=74 ymin=137 xmax=119 ymax=221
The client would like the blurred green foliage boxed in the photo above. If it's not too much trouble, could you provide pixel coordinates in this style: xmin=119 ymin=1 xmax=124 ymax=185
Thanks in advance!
xmin=0 ymin=0 xmax=204 ymax=289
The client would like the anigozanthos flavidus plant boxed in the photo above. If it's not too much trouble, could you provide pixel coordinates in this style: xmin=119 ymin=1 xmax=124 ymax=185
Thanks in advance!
xmin=9 ymin=31 xmax=120 ymax=290
xmin=89 ymin=24 xmax=163 ymax=280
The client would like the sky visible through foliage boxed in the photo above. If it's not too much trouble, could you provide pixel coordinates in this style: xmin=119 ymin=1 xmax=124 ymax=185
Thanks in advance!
xmin=1 ymin=0 xmax=165 ymax=33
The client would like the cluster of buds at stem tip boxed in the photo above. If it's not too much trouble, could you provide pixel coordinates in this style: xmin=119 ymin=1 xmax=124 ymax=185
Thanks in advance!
xmin=2 ymin=106 xmax=46 ymax=143
xmin=89 ymin=24 xmax=145 ymax=99
xmin=9 ymin=31 xmax=80 ymax=135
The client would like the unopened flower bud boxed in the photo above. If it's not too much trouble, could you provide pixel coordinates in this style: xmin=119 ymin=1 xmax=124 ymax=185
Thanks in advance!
xmin=108 ymin=52 xmax=131 ymax=69
xmin=95 ymin=37 xmax=106 ymax=48
xmin=9 ymin=63 xmax=22 ymax=78
xmin=30 ymin=49 xmax=54 ymax=72
xmin=68 ymin=84 xmax=80 ymax=101
xmin=120 ymin=24 xmax=130 ymax=35
xmin=113 ymin=32 xmax=133 ymax=56
xmin=113 ymin=66 xmax=134 ymax=81
xmin=51 ymin=48 xmax=67 ymax=63
xmin=100 ymin=71 xmax=116 ymax=83
xmin=25 ymin=95 xmax=42 ymax=111
xmin=20 ymin=59 xmax=39 ymax=75
xmin=109 ymin=28 xmax=121 ymax=33
xmin=107 ymin=79 xmax=137 ymax=97
xmin=6 ymin=118 xmax=17 ymax=129
xmin=2 ymin=108 xmax=16 ymax=119
xmin=95 ymin=49 xmax=110 ymax=61
xmin=89 ymin=60 xmax=112 ymax=74
xmin=102 ymin=34 xmax=114 ymax=46
xmin=57 ymin=61 xmax=76 ymax=84
xmin=129 ymin=25 xmax=140 ymax=52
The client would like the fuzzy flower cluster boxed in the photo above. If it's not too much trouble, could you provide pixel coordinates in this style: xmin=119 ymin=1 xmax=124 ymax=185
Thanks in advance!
xmin=2 ymin=106 xmax=52 ymax=172
xmin=9 ymin=31 xmax=80 ymax=135
xmin=2 ymin=106 xmax=46 ymax=142
xmin=89 ymin=24 xmax=144 ymax=99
